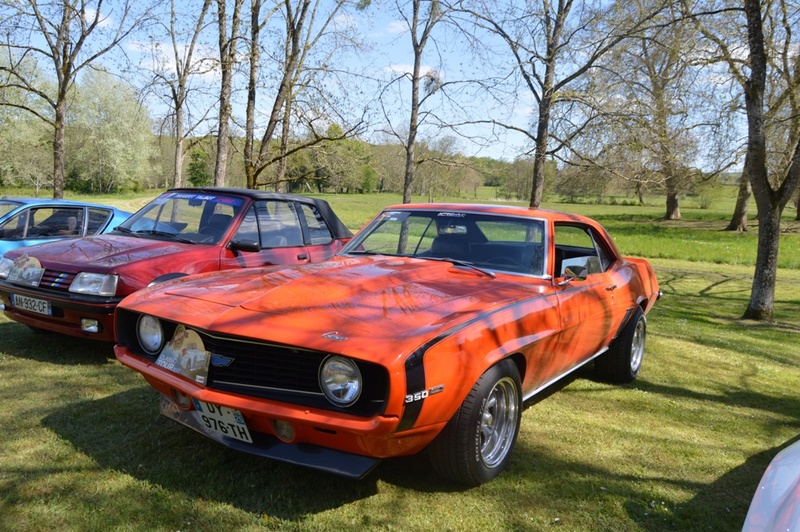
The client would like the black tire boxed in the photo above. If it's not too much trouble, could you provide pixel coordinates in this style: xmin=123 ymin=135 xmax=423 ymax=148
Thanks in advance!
xmin=595 ymin=307 xmax=646 ymax=383
xmin=427 ymin=359 xmax=522 ymax=486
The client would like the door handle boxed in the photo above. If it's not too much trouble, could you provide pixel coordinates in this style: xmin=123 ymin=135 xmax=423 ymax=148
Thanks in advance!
xmin=606 ymin=285 xmax=617 ymax=291
xmin=297 ymin=253 xmax=309 ymax=261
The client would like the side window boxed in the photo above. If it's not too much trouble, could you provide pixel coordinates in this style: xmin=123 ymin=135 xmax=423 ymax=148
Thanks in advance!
xmin=591 ymin=228 xmax=615 ymax=271
xmin=0 ymin=210 xmax=30 ymax=239
xmin=28 ymin=208 xmax=84 ymax=238
xmin=553 ymin=223 xmax=609 ymax=276
xmin=86 ymin=208 xmax=112 ymax=235
xmin=249 ymin=200 xmax=304 ymax=248
xmin=298 ymin=203 xmax=334 ymax=245
xmin=233 ymin=206 xmax=259 ymax=244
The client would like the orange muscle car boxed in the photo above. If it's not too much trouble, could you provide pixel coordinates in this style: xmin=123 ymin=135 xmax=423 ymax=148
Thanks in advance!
xmin=114 ymin=203 xmax=661 ymax=485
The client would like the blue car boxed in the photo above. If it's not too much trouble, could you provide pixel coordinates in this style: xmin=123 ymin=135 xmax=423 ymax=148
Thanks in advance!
xmin=0 ymin=197 xmax=131 ymax=256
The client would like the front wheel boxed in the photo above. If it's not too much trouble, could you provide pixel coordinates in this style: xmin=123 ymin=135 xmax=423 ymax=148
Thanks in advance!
xmin=427 ymin=359 xmax=522 ymax=486
xmin=595 ymin=307 xmax=646 ymax=383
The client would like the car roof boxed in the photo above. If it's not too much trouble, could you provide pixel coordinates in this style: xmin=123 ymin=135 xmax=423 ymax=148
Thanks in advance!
xmin=382 ymin=202 xmax=598 ymax=225
xmin=0 ymin=197 xmax=125 ymax=210
xmin=166 ymin=187 xmax=353 ymax=238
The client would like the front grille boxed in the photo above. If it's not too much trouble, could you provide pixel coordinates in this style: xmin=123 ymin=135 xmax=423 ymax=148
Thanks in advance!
xmin=116 ymin=309 xmax=388 ymax=417
xmin=205 ymin=335 xmax=326 ymax=395
xmin=40 ymin=270 xmax=75 ymax=291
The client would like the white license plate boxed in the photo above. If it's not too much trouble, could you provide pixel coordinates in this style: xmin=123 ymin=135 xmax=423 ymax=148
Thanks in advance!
xmin=12 ymin=294 xmax=52 ymax=316
xmin=192 ymin=399 xmax=252 ymax=443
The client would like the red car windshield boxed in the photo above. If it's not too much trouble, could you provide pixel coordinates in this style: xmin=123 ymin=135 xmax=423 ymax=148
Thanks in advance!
xmin=117 ymin=191 xmax=244 ymax=245
xmin=343 ymin=209 xmax=547 ymax=276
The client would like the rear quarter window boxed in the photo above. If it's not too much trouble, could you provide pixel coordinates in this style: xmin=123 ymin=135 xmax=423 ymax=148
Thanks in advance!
xmin=87 ymin=208 xmax=113 ymax=234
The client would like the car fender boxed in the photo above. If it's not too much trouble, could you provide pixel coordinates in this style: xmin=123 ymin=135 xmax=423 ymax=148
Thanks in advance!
xmin=398 ymin=294 xmax=560 ymax=432
xmin=625 ymin=257 xmax=661 ymax=311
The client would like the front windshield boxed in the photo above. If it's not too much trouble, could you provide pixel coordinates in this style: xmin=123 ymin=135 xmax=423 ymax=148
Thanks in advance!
xmin=342 ymin=209 xmax=547 ymax=276
xmin=117 ymin=191 xmax=244 ymax=244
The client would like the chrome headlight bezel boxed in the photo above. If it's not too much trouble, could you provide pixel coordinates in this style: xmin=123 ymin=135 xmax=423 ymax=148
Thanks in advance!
xmin=319 ymin=355 xmax=362 ymax=407
xmin=0 ymin=257 xmax=13 ymax=279
xmin=137 ymin=314 xmax=164 ymax=355
xmin=69 ymin=272 xmax=119 ymax=296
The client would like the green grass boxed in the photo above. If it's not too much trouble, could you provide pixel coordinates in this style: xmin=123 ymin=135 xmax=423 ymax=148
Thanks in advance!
xmin=1 ymin=188 xmax=799 ymax=530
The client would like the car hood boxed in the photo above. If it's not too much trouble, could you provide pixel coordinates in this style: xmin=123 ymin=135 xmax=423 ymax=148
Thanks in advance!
xmin=126 ymin=256 xmax=552 ymax=362
xmin=6 ymin=234 xmax=196 ymax=272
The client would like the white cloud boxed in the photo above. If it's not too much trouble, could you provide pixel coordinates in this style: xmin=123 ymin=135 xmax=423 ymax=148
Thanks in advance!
xmin=83 ymin=8 xmax=113 ymax=28
xmin=386 ymin=20 xmax=407 ymax=35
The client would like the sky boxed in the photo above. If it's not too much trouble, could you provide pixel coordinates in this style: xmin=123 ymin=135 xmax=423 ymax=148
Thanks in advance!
xmin=123 ymin=0 xmax=533 ymax=163
xmin=350 ymin=4 xmax=532 ymax=161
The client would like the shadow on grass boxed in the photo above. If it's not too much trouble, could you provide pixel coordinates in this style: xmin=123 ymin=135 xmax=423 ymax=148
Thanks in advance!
xmin=34 ymin=369 xmax=587 ymax=522
xmin=657 ymin=435 xmax=800 ymax=531
xmin=39 ymin=387 xmax=378 ymax=517
xmin=0 ymin=321 xmax=115 ymax=364
xmin=35 ymin=367 xmax=799 ymax=530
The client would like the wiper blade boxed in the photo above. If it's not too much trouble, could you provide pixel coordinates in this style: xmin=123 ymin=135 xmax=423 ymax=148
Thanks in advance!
xmin=347 ymin=250 xmax=389 ymax=256
xmin=113 ymin=226 xmax=140 ymax=237
xmin=421 ymin=256 xmax=496 ymax=279
xmin=135 ymin=230 xmax=195 ymax=244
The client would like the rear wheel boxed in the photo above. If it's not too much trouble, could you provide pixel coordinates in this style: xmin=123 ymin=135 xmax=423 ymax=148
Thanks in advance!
xmin=595 ymin=307 xmax=646 ymax=383
xmin=427 ymin=359 xmax=521 ymax=486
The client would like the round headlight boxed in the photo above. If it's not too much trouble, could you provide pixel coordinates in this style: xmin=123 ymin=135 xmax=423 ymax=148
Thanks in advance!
xmin=137 ymin=315 xmax=164 ymax=355
xmin=319 ymin=356 xmax=362 ymax=407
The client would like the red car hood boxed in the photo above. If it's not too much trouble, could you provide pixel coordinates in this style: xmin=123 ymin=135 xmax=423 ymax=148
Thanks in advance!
xmin=126 ymin=256 xmax=552 ymax=362
xmin=8 ymin=235 xmax=197 ymax=273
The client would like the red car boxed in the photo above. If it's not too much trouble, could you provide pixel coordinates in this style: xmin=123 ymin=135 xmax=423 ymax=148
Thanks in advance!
xmin=0 ymin=188 xmax=351 ymax=341
xmin=113 ymin=203 xmax=660 ymax=485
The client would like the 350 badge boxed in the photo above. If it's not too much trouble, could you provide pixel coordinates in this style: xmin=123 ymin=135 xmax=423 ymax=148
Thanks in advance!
xmin=405 ymin=384 xmax=444 ymax=403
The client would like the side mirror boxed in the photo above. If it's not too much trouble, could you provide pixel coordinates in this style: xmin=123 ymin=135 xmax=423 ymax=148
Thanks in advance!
xmin=557 ymin=265 xmax=589 ymax=286
xmin=229 ymin=239 xmax=261 ymax=252
xmin=564 ymin=265 xmax=588 ymax=281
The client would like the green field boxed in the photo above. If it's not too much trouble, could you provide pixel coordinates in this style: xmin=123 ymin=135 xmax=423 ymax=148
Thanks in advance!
xmin=1 ymin=188 xmax=799 ymax=530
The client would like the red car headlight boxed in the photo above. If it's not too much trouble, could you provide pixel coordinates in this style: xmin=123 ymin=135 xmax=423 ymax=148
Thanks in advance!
xmin=137 ymin=315 xmax=164 ymax=355
xmin=319 ymin=355 xmax=362 ymax=407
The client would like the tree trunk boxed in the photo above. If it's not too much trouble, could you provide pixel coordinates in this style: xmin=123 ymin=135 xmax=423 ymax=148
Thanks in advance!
xmin=402 ymin=48 xmax=422 ymax=204
xmin=244 ymin=0 xmax=261 ymax=190
xmin=214 ymin=0 xmax=243 ymax=188
xmin=726 ymin=167 xmax=751 ymax=231
xmin=173 ymin=105 xmax=184 ymax=188
xmin=529 ymin=80 xmax=554 ymax=208
xmin=52 ymin=99 xmax=67 ymax=199
xmin=740 ymin=0 xmax=800 ymax=320
xmin=665 ymin=191 xmax=680 ymax=219
xmin=742 ymin=206 xmax=780 ymax=320
xmin=529 ymin=123 xmax=548 ymax=208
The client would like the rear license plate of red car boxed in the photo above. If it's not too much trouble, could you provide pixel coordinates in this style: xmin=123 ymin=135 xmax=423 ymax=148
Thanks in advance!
xmin=11 ymin=294 xmax=51 ymax=316
xmin=192 ymin=399 xmax=253 ymax=443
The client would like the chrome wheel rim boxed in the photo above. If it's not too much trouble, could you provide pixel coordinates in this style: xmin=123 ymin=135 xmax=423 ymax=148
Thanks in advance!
xmin=479 ymin=376 xmax=519 ymax=468
xmin=630 ymin=318 xmax=646 ymax=373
